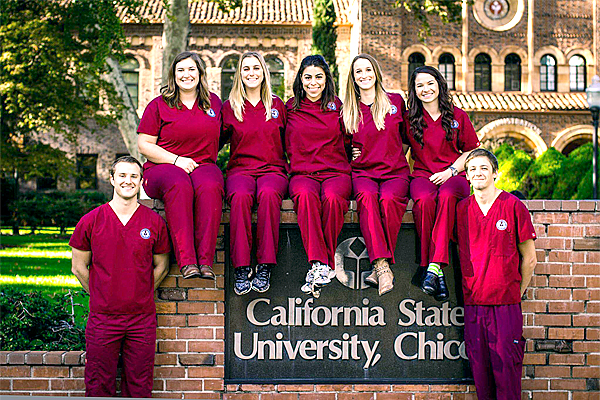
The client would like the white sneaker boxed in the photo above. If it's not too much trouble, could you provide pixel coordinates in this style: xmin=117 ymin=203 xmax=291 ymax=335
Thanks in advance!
xmin=313 ymin=263 xmax=335 ymax=286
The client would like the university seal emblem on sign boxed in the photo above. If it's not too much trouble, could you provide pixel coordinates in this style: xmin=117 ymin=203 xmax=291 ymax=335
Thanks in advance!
xmin=334 ymin=237 xmax=371 ymax=290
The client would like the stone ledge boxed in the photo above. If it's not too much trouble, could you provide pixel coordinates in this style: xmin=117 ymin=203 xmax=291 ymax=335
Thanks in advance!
xmin=0 ymin=352 xmax=85 ymax=366
xmin=141 ymin=199 xmax=600 ymax=213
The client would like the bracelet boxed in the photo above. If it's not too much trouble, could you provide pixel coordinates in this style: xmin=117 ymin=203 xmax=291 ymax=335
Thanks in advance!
xmin=174 ymin=155 xmax=180 ymax=165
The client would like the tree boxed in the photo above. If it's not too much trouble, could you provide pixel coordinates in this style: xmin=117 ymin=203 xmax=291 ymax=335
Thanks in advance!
xmin=1 ymin=0 xmax=141 ymax=181
xmin=394 ymin=0 xmax=472 ymax=38
xmin=312 ymin=0 xmax=339 ymax=87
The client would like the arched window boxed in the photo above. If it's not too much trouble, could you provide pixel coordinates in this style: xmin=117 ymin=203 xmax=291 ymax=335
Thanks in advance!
xmin=266 ymin=56 xmax=285 ymax=98
xmin=221 ymin=55 xmax=240 ymax=100
xmin=569 ymin=55 xmax=586 ymax=92
xmin=474 ymin=53 xmax=492 ymax=91
xmin=408 ymin=52 xmax=426 ymax=81
xmin=121 ymin=57 xmax=140 ymax=108
xmin=540 ymin=54 xmax=556 ymax=92
xmin=439 ymin=53 xmax=455 ymax=90
xmin=504 ymin=53 xmax=521 ymax=91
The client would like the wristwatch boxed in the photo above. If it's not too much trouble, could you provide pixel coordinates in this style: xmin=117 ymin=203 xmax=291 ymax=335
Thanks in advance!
xmin=449 ymin=166 xmax=458 ymax=176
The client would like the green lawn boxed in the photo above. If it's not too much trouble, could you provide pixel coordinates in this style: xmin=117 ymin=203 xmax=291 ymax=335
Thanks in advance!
xmin=0 ymin=227 xmax=89 ymax=313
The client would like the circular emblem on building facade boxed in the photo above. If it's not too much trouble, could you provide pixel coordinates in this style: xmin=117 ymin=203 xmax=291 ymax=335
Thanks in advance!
xmin=207 ymin=108 xmax=216 ymax=117
xmin=334 ymin=237 xmax=371 ymax=290
xmin=271 ymin=108 xmax=279 ymax=119
xmin=496 ymin=219 xmax=508 ymax=231
xmin=484 ymin=0 xmax=509 ymax=20
xmin=473 ymin=0 xmax=523 ymax=31
xmin=327 ymin=102 xmax=337 ymax=111
xmin=390 ymin=105 xmax=398 ymax=115
xmin=140 ymin=228 xmax=151 ymax=239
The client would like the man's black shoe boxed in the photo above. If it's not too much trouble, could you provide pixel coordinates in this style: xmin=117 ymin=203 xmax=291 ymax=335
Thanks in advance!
xmin=251 ymin=264 xmax=272 ymax=293
xmin=434 ymin=274 xmax=450 ymax=301
xmin=421 ymin=271 xmax=439 ymax=295
xmin=234 ymin=266 xmax=253 ymax=295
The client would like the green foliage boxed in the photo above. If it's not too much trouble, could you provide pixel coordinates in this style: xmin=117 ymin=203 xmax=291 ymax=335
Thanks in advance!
xmin=6 ymin=191 xmax=107 ymax=234
xmin=0 ymin=0 xmax=140 ymax=178
xmin=312 ymin=0 xmax=339 ymax=88
xmin=217 ymin=144 xmax=231 ymax=173
xmin=493 ymin=143 xmax=594 ymax=200
xmin=520 ymin=148 xmax=566 ymax=199
xmin=0 ymin=288 xmax=87 ymax=351
xmin=553 ymin=143 xmax=593 ymax=200
xmin=494 ymin=143 xmax=533 ymax=193
xmin=394 ymin=0 xmax=472 ymax=39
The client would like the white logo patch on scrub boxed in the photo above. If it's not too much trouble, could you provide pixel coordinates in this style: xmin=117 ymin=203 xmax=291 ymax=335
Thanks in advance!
xmin=496 ymin=219 xmax=508 ymax=231
xmin=451 ymin=119 xmax=459 ymax=129
xmin=271 ymin=108 xmax=279 ymax=119
xmin=390 ymin=105 xmax=398 ymax=115
xmin=140 ymin=228 xmax=151 ymax=239
xmin=327 ymin=102 xmax=337 ymax=111
xmin=207 ymin=108 xmax=216 ymax=117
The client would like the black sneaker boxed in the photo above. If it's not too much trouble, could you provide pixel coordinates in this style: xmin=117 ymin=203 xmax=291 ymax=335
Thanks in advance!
xmin=251 ymin=264 xmax=272 ymax=293
xmin=434 ymin=274 xmax=450 ymax=301
xmin=234 ymin=266 xmax=253 ymax=295
xmin=421 ymin=271 xmax=439 ymax=296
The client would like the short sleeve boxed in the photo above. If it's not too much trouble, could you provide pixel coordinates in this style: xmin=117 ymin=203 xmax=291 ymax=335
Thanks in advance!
xmin=514 ymin=200 xmax=536 ymax=243
xmin=138 ymin=98 xmax=162 ymax=137
xmin=400 ymin=110 xmax=411 ymax=145
xmin=153 ymin=216 xmax=171 ymax=254
xmin=457 ymin=109 xmax=480 ymax=152
xmin=220 ymin=101 xmax=234 ymax=144
xmin=69 ymin=213 xmax=93 ymax=251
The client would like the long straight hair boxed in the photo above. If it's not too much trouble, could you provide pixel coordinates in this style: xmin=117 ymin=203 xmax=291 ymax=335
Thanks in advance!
xmin=228 ymin=52 xmax=274 ymax=122
xmin=161 ymin=51 xmax=211 ymax=111
xmin=343 ymin=54 xmax=392 ymax=134
xmin=407 ymin=65 xmax=455 ymax=146
xmin=292 ymin=55 xmax=336 ymax=111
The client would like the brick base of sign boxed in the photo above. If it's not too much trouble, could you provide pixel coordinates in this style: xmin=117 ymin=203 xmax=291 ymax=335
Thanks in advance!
xmin=1 ymin=200 xmax=599 ymax=400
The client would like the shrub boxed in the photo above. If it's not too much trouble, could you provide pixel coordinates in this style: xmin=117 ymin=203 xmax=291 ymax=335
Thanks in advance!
xmin=553 ymin=143 xmax=593 ymax=200
xmin=494 ymin=143 xmax=533 ymax=193
xmin=519 ymin=147 xmax=566 ymax=199
xmin=7 ymin=191 xmax=107 ymax=234
xmin=0 ymin=288 xmax=87 ymax=351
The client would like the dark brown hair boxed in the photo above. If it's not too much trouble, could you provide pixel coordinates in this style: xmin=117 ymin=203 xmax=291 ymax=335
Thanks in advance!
xmin=464 ymin=148 xmax=499 ymax=174
xmin=292 ymin=55 xmax=336 ymax=111
xmin=161 ymin=52 xmax=211 ymax=111
xmin=407 ymin=66 xmax=455 ymax=147
xmin=110 ymin=156 xmax=143 ymax=178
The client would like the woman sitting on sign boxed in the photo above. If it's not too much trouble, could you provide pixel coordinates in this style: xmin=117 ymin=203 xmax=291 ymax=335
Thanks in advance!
xmin=342 ymin=54 xmax=411 ymax=296
xmin=404 ymin=66 xmax=480 ymax=301
xmin=138 ymin=51 xmax=223 ymax=281
xmin=285 ymin=55 xmax=352 ymax=298
xmin=221 ymin=52 xmax=288 ymax=296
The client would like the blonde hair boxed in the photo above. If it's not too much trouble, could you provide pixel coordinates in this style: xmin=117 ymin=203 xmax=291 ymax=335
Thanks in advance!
xmin=228 ymin=52 xmax=273 ymax=122
xmin=343 ymin=54 xmax=391 ymax=134
xmin=161 ymin=52 xmax=211 ymax=111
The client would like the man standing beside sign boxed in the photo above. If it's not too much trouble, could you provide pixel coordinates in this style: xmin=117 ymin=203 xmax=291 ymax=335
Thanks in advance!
xmin=456 ymin=149 xmax=537 ymax=400
xmin=70 ymin=156 xmax=171 ymax=397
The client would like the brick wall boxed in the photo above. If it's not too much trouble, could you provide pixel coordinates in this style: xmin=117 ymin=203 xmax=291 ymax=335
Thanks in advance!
xmin=1 ymin=200 xmax=599 ymax=399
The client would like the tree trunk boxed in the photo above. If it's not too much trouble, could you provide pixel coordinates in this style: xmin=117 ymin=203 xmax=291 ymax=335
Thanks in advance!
xmin=104 ymin=57 xmax=140 ymax=160
xmin=161 ymin=0 xmax=190 ymax=85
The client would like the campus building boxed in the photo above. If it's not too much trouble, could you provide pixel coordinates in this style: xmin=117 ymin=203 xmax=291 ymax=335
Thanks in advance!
xmin=34 ymin=0 xmax=599 ymax=194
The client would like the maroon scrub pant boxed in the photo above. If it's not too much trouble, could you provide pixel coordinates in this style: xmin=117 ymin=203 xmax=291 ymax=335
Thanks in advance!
xmin=410 ymin=175 xmax=470 ymax=266
xmin=144 ymin=163 xmax=224 ymax=268
xmin=85 ymin=312 xmax=156 ymax=398
xmin=226 ymin=172 xmax=288 ymax=268
xmin=464 ymin=304 xmax=525 ymax=400
xmin=353 ymin=176 xmax=410 ymax=263
xmin=289 ymin=173 xmax=352 ymax=268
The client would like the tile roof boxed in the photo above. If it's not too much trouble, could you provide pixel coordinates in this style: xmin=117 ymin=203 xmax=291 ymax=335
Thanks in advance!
xmin=451 ymin=92 xmax=589 ymax=112
xmin=121 ymin=0 xmax=352 ymax=25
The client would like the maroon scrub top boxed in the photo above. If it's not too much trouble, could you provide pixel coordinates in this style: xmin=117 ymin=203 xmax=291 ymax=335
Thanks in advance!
xmin=69 ymin=203 xmax=171 ymax=314
xmin=221 ymin=96 xmax=287 ymax=176
xmin=285 ymin=96 xmax=351 ymax=176
xmin=137 ymin=93 xmax=222 ymax=169
xmin=403 ymin=106 xmax=480 ymax=178
xmin=350 ymin=93 xmax=410 ymax=179
xmin=456 ymin=191 xmax=536 ymax=306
